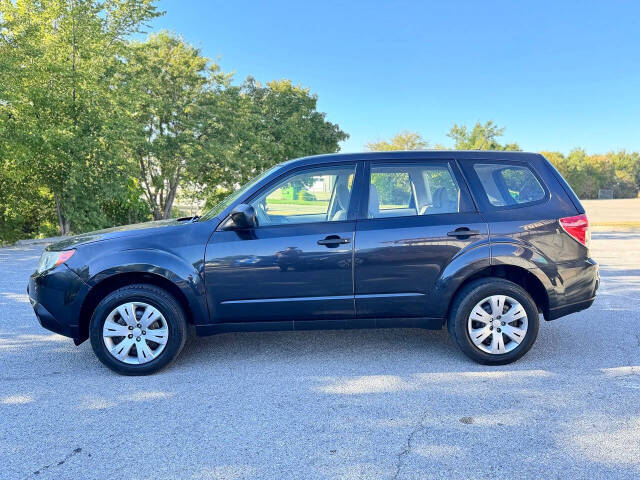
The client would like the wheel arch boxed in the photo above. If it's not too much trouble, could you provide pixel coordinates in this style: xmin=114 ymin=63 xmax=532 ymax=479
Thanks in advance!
xmin=445 ymin=264 xmax=550 ymax=322
xmin=77 ymin=271 xmax=199 ymax=344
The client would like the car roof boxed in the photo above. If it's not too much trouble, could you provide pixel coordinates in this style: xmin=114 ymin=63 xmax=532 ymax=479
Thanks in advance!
xmin=281 ymin=150 xmax=541 ymax=169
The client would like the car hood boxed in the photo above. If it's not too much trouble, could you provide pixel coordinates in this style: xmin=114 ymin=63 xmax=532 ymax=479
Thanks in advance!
xmin=46 ymin=218 xmax=196 ymax=251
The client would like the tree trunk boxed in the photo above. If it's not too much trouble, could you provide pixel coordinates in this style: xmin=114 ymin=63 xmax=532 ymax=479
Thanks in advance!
xmin=138 ymin=155 xmax=163 ymax=220
xmin=162 ymin=182 xmax=178 ymax=219
xmin=161 ymin=165 xmax=182 ymax=220
xmin=54 ymin=194 xmax=70 ymax=236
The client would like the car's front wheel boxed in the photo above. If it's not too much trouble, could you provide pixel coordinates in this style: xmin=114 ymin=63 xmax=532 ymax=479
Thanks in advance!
xmin=89 ymin=284 xmax=187 ymax=375
xmin=448 ymin=278 xmax=540 ymax=365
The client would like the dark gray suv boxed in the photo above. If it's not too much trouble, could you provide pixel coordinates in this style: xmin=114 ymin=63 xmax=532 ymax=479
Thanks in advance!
xmin=29 ymin=151 xmax=599 ymax=375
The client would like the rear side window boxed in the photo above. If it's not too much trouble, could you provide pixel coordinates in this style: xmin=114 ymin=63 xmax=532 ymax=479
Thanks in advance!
xmin=369 ymin=163 xmax=460 ymax=218
xmin=370 ymin=170 xmax=412 ymax=211
xmin=473 ymin=163 xmax=545 ymax=207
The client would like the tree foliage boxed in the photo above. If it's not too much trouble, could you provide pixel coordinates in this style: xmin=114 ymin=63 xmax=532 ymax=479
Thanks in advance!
xmin=447 ymin=121 xmax=521 ymax=151
xmin=123 ymin=32 xmax=228 ymax=219
xmin=0 ymin=0 xmax=160 ymax=235
xmin=0 ymin=1 xmax=348 ymax=242
xmin=366 ymin=131 xmax=429 ymax=151
xmin=542 ymin=149 xmax=640 ymax=199
xmin=197 ymin=77 xmax=349 ymax=207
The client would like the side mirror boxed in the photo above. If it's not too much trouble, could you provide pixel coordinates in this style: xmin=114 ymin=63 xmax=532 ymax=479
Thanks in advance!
xmin=225 ymin=204 xmax=258 ymax=230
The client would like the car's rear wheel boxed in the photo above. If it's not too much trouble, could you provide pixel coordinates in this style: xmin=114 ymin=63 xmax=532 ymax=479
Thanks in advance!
xmin=448 ymin=278 xmax=539 ymax=365
xmin=89 ymin=284 xmax=187 ymax=375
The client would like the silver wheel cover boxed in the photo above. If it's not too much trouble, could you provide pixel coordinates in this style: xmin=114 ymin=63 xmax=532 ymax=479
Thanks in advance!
xmin=467 ymin=295 xmax=528 ymax=354
xmin=102 ymin=302 xmax=169 ymax=364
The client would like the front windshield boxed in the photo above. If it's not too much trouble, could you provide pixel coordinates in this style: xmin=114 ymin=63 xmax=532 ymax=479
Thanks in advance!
xmin=199 ymin=164 xmax=282 ymax=221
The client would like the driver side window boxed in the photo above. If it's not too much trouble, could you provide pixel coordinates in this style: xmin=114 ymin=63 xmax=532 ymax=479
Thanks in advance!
xmin=250 ymin=165 xmax=356 ymax=226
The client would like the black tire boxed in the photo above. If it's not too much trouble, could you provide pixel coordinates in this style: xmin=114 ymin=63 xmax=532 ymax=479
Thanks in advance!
xmin=89 ymin=284 xmax=187 ymax=375
xmin=448 ymin=278 xmax=540 ymax=365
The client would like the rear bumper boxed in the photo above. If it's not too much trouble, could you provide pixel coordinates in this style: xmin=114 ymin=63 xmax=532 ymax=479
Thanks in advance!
xmin=28 ymin=265 xmax=90 ymax=340
xmin=546 ymin=257 xmax=599 ymax=320
xmin=547 ymin=296 xmax=596 ymax=320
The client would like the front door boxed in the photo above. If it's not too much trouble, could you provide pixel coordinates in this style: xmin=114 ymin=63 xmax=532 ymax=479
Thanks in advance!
xmin=354 ymin=159 xmax=489 ymax=318
xmin=205 ymin=163 xmax=360 ymax=323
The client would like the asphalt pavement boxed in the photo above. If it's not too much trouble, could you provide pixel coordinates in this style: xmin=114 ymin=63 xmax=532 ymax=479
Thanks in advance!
xmin=1 ymin=231 xmax=639 ymax=479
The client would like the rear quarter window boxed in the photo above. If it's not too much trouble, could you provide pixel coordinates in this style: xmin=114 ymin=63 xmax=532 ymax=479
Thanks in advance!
xmin=473 ymin=163 xmax=545 ymax=207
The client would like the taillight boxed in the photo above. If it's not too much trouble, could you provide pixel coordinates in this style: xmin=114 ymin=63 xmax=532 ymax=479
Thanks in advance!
xmin=560 ymin=214 xmax=589 ymax=247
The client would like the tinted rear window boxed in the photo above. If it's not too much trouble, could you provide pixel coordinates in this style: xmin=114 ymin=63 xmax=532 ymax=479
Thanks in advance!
xmin=473 ymin=163 xmax=545 ymax=207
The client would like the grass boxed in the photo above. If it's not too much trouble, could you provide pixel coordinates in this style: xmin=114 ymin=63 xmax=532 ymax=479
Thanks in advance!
xmin=266 ymin=199 xmax=329 ymax=206
xmin=591 ymin=221 xmax=640 ymax=228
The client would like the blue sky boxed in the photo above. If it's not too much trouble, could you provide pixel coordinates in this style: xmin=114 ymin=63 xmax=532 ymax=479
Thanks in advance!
xmin=152 ymin=0 xmax=640 ymax=154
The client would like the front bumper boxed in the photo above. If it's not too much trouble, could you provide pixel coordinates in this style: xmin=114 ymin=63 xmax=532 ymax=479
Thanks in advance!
xmin=28 ymin=265 xmax=90 ymax=340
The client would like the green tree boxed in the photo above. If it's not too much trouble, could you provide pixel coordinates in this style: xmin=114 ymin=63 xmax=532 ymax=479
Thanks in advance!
xmin=199 ymin=78 xmax=349 ymax=207
xmin=542 ymin=149 xmax=640 ymax=199
xmin=365 ymin=131 xmax=430 ymax=205
xmin=366 ymin=131 xmax=429 ymax=151
xmin=447 ymin=121 xmax=520 ymax=151
xmin=609 ymin=150 xmax=640 ymax=198
xmin=0 ymin=142 xmax=59 ymax=243
xmin=0 ymin=0 xmax=160 ymax=234
xmin=124 ymin=32 xmax=229 ymax=219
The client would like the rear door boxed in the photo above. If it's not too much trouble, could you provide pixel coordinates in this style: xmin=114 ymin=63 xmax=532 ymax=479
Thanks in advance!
xmin=353 ymin=159 xmax=488 ymax=319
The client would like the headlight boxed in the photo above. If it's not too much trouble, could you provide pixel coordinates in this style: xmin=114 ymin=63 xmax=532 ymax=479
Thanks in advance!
xmin=36 ymin=250 xmax=76 ymax=274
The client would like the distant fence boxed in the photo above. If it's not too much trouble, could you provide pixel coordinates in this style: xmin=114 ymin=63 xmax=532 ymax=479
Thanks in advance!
xmin=598 ymin=189 xmax=613 ymax=199
xmin=173 ymin=202 xmax=205 ymax=217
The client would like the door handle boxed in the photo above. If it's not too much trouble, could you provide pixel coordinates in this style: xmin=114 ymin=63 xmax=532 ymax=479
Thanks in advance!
xmin=317 ymin=236 xmax=351 ymax=247
xmin=447 ymin=228 xmax=481 ymax=237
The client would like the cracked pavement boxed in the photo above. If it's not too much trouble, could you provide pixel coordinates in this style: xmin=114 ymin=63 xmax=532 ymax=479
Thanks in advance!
xmin=1 ymin=230 xmax=639 ymax=479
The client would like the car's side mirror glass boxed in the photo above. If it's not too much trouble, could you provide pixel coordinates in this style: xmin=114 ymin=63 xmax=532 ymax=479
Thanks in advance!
xmin=223 ymin=204 xmax=258 ymax=230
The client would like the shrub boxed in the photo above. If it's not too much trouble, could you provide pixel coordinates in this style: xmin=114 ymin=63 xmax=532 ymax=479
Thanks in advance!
xmin=297 ymin=190 xmax=315 ymax=201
